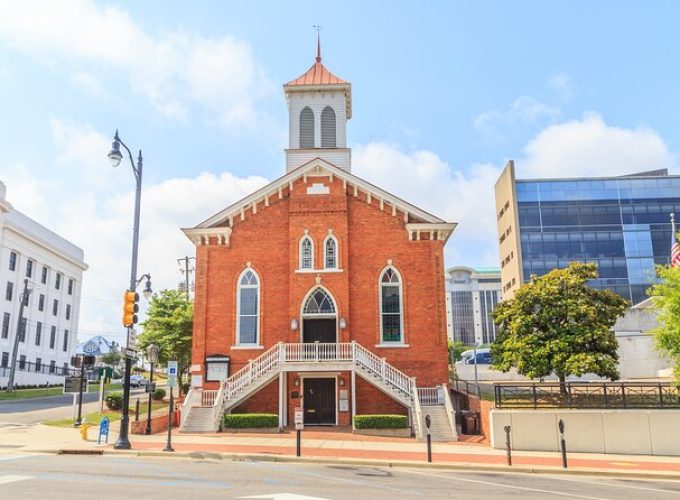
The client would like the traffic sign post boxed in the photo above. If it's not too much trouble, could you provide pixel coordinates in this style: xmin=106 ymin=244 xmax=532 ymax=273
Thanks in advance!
xmin=163 ymin=360 xmax=178 ymax=453
xmin=294 ymin=407 xmax=303 ymax=457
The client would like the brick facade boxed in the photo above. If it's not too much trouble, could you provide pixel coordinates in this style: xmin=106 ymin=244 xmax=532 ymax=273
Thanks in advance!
xmin=189 ymin=170 xmax=449 ymax=424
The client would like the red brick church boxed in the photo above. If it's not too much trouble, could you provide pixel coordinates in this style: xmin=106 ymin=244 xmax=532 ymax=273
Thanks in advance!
xmin=180 ymin=44 xmax=457 ymax=440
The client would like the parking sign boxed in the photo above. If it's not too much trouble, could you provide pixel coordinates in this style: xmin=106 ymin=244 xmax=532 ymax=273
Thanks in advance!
xmin=167 ymin=360 xmax=178 ymax=387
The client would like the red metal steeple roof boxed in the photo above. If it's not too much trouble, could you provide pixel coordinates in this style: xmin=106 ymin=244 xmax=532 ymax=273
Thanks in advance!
xmin=285 ymin=37 xmax=348 ymax=86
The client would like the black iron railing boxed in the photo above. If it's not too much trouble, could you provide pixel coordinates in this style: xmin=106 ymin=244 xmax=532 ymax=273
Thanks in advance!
xmin=494 ymin=382 xmax=680 ymax=409
xmin=451 ymin=378 xmax=483 ymax=399
xmin=0 ymin=361 xmax=76 ymax=379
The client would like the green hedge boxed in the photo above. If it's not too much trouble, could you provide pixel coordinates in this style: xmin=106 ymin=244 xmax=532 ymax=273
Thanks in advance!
xmin=224 ymin=413 xmax=279 ymax=429
xmin=105 ymin=392 xmax=123 ymax=410
xmin=152 ymin=388 xmax=166 ymax=401
xmin=353 ymin=414 xmax=408 ymax=429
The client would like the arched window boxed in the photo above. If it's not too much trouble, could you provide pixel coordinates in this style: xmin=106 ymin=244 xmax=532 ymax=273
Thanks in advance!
xmin=380 ymin=267 xmax=403 ymax=343
xmin=303 ymin=288 xmax=336 ymax=315
xmin=300 ymin=107 xmax=315 ymax=148
xmin=324 ymin=235 xmax=338 ymax=269
xmin=299 ymin=236 xmax=314 ymax=270
xmin=321 ymin=106 xmax=336 ymax=148
xmin=236 ymin=269 xmax=259 ymax=345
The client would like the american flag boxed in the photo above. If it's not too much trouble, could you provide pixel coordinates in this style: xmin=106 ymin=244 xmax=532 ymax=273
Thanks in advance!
xmin=672 ymin=213 xmax=680 ymax=268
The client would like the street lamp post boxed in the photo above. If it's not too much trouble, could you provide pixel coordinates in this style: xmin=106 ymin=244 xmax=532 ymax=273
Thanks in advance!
xmin=145 ymin=343 xmax=159 ymax=435
xmin=107 ymin=130 xmax=144 ymax=450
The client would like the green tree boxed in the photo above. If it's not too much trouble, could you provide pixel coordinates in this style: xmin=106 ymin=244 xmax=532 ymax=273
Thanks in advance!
xmin=100 ymin=346 xmax=121 ymax=368
xmin=648 ymin=266 xmax=680 ymax=383
xmin=447 ymin=340 xmax=467 ymax=364
xmin=138 ymin=289 xmax=193 ymax=394
xmin=491 ymin=262 xmax=627 ymax=393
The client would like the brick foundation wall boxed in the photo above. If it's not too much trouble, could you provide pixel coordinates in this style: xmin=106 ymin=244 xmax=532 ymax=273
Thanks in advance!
xmin=468 ymin=395 xmax=494 ymax=443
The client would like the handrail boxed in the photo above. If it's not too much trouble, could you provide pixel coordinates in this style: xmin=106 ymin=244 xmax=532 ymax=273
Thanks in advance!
xmin=412 ymin=377 xmax=423 ymax=439
xmin=179 ymin=387 xmax=200 ymax=428
xmin=212 ymin=382 xmax=225 ymax=431
xmin=352 ymin=342 xmax=413 ymax=397
xmin=442 ymin=383 xmax=457 ymax=438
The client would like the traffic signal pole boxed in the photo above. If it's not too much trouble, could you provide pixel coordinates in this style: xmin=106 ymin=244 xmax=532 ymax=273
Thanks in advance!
xmin=114 ymin=136 xmax=143 ymax=451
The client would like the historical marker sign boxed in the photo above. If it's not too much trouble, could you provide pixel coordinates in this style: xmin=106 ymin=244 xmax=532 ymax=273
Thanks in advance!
xmin=145 ymin=381 xmax=157 ymax=394
xmin=63 ymin=375 xmax=88 ymax=394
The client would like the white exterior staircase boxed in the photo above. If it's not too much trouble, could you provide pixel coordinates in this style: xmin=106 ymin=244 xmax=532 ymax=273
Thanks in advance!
xmin=179 ymin=341 xmax=457 ymax=441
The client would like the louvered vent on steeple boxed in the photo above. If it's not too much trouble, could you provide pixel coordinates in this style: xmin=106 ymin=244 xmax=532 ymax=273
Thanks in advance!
xmin=321 ymin=106 xmax=336 ymax=148
xmin=300 ymin=107 xmax=315 ymax=148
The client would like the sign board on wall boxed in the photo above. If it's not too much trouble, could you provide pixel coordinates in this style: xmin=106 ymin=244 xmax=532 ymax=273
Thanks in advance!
xmin=339 ymin=400 xmax=349 ymax=412
xmin=205 ymin=355 xmax=230 ymax=382
xmin=191 ymin=374 xmax=203 ymax=387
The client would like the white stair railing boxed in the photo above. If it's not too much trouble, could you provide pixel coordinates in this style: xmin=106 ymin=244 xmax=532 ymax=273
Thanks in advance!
xmin=418 ymin=387 xmax=443 ymax=406
xmin=223 ymin=342 xmax=283 ymax=402
xmin=412 ymin=377 xmax=423 ymax=439
xmin=442 ymin=383 xmax=457 ymax=439
xmin=352 ymin=342 xmax=413 ymax=397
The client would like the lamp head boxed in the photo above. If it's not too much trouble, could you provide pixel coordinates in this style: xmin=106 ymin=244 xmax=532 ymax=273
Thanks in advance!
xmin=143 ymin=277 xmax=153 ymax=300
xmin=108 ymin=135 xmax=123 ymax=168
xmin=146 ymin=342 xmax=159 ymax=364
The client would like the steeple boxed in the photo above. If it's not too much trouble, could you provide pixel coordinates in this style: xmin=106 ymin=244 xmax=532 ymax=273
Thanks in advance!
xmin=283 ymin=40 xmax=352 ymax=173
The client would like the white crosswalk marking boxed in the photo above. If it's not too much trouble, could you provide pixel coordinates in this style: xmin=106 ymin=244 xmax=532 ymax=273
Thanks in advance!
xmin=0 ymin=475 xmax=33 ymax=485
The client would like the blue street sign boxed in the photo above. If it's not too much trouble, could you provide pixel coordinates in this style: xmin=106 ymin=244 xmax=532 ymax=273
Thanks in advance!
xmin=98 ymin=416 xmax=110 ymax=444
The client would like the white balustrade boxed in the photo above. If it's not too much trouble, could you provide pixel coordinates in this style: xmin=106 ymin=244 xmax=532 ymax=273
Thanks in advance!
xmin=418 ymin=387 xmax=442 ymax=406
xmin=201 ymin=390 xmax=219 ymax=407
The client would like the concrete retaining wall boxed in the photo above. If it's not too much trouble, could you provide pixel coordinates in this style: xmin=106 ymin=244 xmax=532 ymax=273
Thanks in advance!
xmin=490 ymin=409 xmax=680 ymax=456
xmin=0 ymin=371 xmax=65 ymax=388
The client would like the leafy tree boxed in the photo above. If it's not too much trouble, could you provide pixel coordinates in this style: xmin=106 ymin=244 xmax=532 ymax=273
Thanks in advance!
xmin=100 ymin=345 xmax=121 ymax=367
xmin=138 ymin=289 xmax=193 ymax=394
xmin=447 ymin=341 xmax=467 ymax=364
xmin=491 ymin=262 xmax=627 ymax=393
xmin=648 ymin=266 xmax=680 ymax=383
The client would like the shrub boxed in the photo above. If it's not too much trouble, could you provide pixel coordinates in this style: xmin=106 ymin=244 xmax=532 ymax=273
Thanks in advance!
xmin=105 ymin=392 xmax=123 ymax=410
xmin=353 ymin=415 xmax=408 ymax=429
xmin=152 ymin=388 xmax=166 ymax=401
xmin=224 ymin=413 xmax=279 ymax=429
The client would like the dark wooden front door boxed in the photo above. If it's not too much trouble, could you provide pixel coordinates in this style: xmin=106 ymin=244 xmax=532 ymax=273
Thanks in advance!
xmin=303 ymin=318 xmax=336 ymax=343
xmin=303 ymin=378 xmax=336 ymax=425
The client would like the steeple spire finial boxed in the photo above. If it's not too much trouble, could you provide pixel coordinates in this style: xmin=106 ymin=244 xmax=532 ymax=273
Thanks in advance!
xmin=313 ymin=25 xmax=322 ymax=62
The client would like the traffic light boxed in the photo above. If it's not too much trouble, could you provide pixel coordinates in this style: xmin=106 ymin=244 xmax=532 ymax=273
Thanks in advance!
xmin=122 ymin=290 xmax=139 ymax=327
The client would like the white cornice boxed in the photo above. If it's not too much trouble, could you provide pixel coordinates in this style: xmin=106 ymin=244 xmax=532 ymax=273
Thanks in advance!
xmin=405 ymin=223 xmax=458 ymax=243
xmin=181 ymin=227 xmax=232 ymax=246
xmin=4 ymin=220 xmax=88 ymax=270
xmin=192 ymin=158 xmax=451 ymax=233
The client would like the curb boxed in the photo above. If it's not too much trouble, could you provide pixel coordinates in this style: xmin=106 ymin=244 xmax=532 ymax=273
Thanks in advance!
xmin=22 ymin=447 xmax=680 ymax=481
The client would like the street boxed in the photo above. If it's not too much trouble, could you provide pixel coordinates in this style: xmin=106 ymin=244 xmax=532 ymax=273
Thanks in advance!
xmin=0 ymin=389 xmax=146 ymax=425
xmin=0 ymin=452 xmax=679 ymax=499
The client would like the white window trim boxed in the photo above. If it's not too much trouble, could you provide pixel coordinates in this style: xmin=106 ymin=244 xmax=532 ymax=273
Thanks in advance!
xmin=235 ymin=268 xmax=261 ymax=346
xmin=378 ymin=266 xmax=405 ymax=345
xmin=295 ymin=268 xmax=343 ymax=274
xmin=298 ymin=235 xmax=314 ymax=271
xmin=323 ymin=234 xmax=339 ymax=270
xmin=375 ymin=343 xmax=411 ymax=348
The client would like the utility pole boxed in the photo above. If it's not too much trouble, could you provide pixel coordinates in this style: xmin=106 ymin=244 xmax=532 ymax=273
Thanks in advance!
xmin=177 ymin=256 xmax=195 ymax=300
xmin=7 ymin=278 xmax=31 ymax=392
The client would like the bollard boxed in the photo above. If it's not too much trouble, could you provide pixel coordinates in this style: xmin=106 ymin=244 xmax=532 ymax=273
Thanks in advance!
xmin=296 ymin=429 xmax=301 ymax=457
xmin=135 ymin=398 xmax=140 ymax=422
xmin=163 ymin=387 xmax=175 ymax=452
xmin=425 ymin=414 xmax=432 ymax=463
xmin=558 ymin=419 xmax=567 ymax=469
xmin=79 ymin=423 xmax=91 ymax=441
xmin=504 ymin=425 xmax=512 ymax=466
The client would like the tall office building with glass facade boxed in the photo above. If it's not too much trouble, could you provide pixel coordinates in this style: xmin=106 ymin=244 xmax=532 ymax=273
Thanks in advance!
xmin=445 ymin=267 xmax=502 ymax=346
xmin=495 ymin=161 xmax=679 ymax=305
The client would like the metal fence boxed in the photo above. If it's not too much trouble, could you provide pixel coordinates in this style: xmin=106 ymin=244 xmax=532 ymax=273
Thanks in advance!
xmin=451 ymin=378 xmax=483 ymax=399
xmin=494 ymin=382 xmax=680 ymax=410
xmin=0 ymin=360 xmax=76 ymax=378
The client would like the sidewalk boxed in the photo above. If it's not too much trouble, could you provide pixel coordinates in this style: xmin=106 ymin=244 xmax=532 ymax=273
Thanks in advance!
xmin=2 ymin=423 xmax=680 ymax=479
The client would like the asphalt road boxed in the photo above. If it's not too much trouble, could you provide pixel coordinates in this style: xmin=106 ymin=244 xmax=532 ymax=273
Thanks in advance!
xmin=0 ymin=388 xmax=145 ymax=425
xmin=0 ymin=452 xmax=679 ymax=499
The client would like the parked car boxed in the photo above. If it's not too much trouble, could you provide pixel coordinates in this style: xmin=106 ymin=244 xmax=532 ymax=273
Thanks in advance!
xmin=129 ymin=374 xmax=147 ymax=387
xmin=457 ymin=348 xmax=492 ymax=365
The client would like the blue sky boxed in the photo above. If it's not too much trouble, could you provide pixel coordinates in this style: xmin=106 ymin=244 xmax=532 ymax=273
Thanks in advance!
xmin=0 ymin=1 xmax=678 ymax=340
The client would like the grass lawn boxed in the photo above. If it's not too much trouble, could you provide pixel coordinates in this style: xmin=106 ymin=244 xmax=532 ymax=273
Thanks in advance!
xmin=0 ymin=386 xmax=65 ymax=401
xmin=43 ymin=401 xmax=166 ymax=427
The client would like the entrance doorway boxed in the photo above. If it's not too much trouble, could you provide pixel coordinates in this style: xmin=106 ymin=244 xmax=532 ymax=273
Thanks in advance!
xmin=303 ymin=319 xmax=336 ymax=343
xmin=303 ymin=378 xmax=336 ymax=425
xmin=301 ymin=287 xmax=337 ymax=343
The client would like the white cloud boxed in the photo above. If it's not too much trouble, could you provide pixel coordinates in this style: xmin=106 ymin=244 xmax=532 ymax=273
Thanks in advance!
xmin=548 ymin=73 xmax=572 ymax=101
xmin=519 ymin=112 xmax=676 ymax=178
xmin=0 ymin=0 xmax=272 ymax=127
xmin=474 ymin=95 xmax=561 ymax=132
xmin=71 ymin=71 xmax=108 ymax=99
xmin=353 ymin=143 xmax=502 ymax=265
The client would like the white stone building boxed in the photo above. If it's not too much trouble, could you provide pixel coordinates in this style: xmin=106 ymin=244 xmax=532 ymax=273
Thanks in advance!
xmin=445 ymin=266 xmax=502 ymax=346
xmin=0 ymin=181 xmax=87 ymax=387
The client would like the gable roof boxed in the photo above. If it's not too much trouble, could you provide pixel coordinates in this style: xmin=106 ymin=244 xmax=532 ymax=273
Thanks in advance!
xmin=183 ymin=157 xmax=456 ymax=243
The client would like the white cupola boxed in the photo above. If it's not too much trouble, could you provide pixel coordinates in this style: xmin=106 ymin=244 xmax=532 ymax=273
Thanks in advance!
xmin=283 ymin=39 xmax=352 ymax=173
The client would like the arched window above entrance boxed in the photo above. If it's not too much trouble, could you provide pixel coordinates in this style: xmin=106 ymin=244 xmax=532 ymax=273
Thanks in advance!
xmin=303 ymin=288 xmax=336 ymax=315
